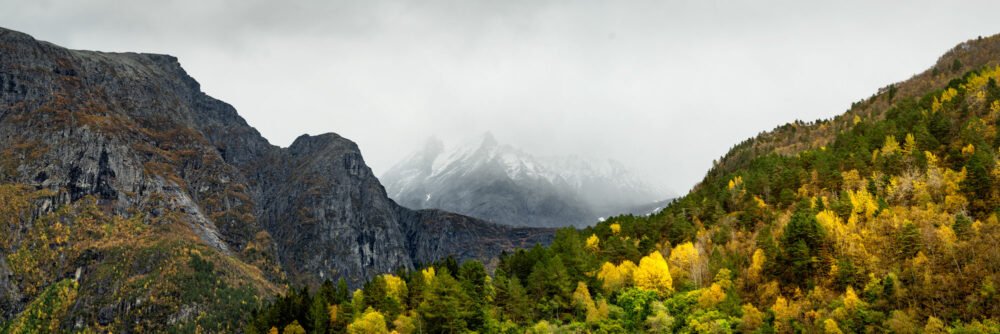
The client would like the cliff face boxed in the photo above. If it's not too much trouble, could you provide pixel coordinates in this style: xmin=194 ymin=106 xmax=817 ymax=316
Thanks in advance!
xmin=0 ymin=27 xmax=551 ymax=329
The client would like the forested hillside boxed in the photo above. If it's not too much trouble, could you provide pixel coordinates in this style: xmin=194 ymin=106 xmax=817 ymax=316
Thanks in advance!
xmin=248 ymin=34 xmax=1000 ymax=333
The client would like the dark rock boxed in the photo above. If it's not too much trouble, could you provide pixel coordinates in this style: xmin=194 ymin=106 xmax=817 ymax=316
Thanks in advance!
xmin=0 ymin=26 xmax=554 ymax=323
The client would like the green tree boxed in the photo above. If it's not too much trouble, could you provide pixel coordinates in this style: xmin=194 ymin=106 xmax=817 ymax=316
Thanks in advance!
xmin=777 ymin=200 xmax=824 ymax=285
xmin=417 ymin=269 xmax=470 ymax=333
xmin=617 ymin=288 xmax=658 ymax=331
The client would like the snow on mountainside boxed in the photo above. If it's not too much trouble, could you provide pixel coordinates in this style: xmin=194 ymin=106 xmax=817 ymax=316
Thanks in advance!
xmin=382 ymin=132 xmax=671 ymax=227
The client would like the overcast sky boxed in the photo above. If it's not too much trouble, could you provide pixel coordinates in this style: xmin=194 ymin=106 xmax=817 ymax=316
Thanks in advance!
xmin=3 ymin=0 xmax=999 ymax=195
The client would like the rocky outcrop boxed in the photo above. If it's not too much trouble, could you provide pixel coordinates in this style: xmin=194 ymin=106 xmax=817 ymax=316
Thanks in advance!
xmin=0 ymin=26 xmax=553 ymax=322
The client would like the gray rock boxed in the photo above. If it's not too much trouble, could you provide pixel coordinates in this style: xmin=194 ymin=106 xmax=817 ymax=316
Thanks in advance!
xmin=0 ymin=26 xmax=553 ymax=321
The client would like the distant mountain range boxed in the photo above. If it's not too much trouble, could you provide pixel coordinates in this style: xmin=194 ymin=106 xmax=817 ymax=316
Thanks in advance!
xmin=382 ymin=133 xmax=673 ymax=227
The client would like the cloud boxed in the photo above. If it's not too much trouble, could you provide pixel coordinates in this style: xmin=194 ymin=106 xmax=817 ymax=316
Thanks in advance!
xmin=2 ymin=0 xmax=999 ymax=194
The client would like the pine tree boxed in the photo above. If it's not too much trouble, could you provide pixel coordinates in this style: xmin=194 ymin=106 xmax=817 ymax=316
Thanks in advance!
xmin=417 ymin=269 xmax=470 ymax=333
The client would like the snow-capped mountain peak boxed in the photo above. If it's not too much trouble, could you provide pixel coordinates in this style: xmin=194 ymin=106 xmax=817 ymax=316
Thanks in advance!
xmin=381 ymin=132 xmax=670 ymax=227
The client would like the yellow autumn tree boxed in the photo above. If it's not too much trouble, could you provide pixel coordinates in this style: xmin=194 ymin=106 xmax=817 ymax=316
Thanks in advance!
xmin=585 ymin=234 xmax=600 ymax=252
xmin=843 ymin=286 xmax=862 ymax=310
xmin=903 ymin=133 xmax=917 ymax=154
xmin=572 ymin=281 xmax=594 ymax=309
xmin=698 ymin=283 xmax=726 ymax=308
xmin=421 ymin=267 xmax=435 ymax=284
xmin=610 ymin=223 xmax=621 ymax=234
xmin=393 ymin=312 xmax=416 ymax=334
xmin=591 ymin=299 xmax=610 ymax=322
xmin=741 ymin=304 xmax=763 ymax=332
xmin=748 ymin=249 xmax=766 ymax=284
xmin=382 ymin=274 xmax=408 ymax=302
xmin=924 ymin=316 xmax=948 ymax=334
xmin=772 ymin=296 xmax=797 ymax=333
xmin=634 ymin=251 xmax=674 ymax=296
xmin=283 ymin=321 xmax=306 ymax=334
xmin=572 ymin=281 xmax=603 ymax=321
xmin=824 ymin=319 xmax=844 ymax=334
xmin=347 ymin=307 xmax=389 ymax=334
xmin=882 ymin=135 xmax=900 ymax=156
xmin=597 ymin=260 xmax=636 ymax=292
xmin=329 ymin=305 xmax=339 ymax=324
xmin=669 ymin=242 xmax=698 ymax=285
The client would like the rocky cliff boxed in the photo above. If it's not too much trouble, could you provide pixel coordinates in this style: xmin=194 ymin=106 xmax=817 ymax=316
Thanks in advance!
xmin=0 ymin=27 xmax=552 ymax=331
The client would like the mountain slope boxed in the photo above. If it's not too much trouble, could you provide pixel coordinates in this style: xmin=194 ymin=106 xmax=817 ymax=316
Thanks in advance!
xmin=0 ymin=27 xmax=552 ymax=331
xmin=248 ymin=33 xmax=1000 ymax=333
xmin=382 ymin=133 xmax=669 ymax=227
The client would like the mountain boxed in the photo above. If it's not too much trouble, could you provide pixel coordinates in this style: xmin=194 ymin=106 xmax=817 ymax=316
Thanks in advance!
xmin=381 ymin=132 xmax=670 ymax=227
xmin=0 ymin=27 xmax=552 ymax=332
xmin=247 ymin=34 xmax=1000 ymax=333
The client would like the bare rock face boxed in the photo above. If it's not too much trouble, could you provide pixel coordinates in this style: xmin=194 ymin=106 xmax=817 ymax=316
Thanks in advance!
xmin=0 ymin=26 xmax=552 ymax=321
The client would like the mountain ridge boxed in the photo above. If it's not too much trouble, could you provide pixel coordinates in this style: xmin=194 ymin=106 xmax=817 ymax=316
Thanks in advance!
xmin=382 ymin=132 xmax=670 ymax=227
xmin=0 ymin=27 xmax=552 ymax=331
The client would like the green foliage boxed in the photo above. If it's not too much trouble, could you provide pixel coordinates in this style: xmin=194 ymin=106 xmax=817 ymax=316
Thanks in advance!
xmin=2 ymin=279 xmax=78 ymax=333
xmin=245 ymin=57 xmax=1000 ymax=333
xmin=418 ymin=269 xmax=472 ymax=333
xmin=617 ymin=288 xmax=658 ymax=330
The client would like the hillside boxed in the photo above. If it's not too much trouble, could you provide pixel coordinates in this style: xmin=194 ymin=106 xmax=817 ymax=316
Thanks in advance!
xmin=382 ymin=133 xmax=668 ymax=227
xmin=249 ymin=34 xmax=1000 ymax=333
xmin=0 ymin=27 xmax=552 ymax=332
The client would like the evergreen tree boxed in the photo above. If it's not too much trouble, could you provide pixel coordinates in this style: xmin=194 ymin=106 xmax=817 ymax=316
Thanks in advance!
xmin=418 ymin=269 xmax=470 ymax=333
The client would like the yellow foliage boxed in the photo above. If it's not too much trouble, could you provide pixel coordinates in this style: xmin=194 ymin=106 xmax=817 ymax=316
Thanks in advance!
xmin=421 ymin=267 xmax=435 ymax=284
xmin=882 ymin=135 xmax=900 ymax=156
xmin=843 ymin=286 xmax=862 ymax=310
xmin=824 ymin=319 xmax=844 ymax=334
xmin=610 ymin=223 xmax=621 ymax=234
xmin=962 ymin=143 xmax=975 ymax=155
xmin=904 ymin=133 xmax=917 ymax=154
xmin=283 ymin=320 xmax=306 ymax=334
xmin=932 ymin=88 xmax=958 ymax=112
xmin=853 ymin=115 xmax=861 ymax=124
xmin=585 ymin=234 xmax=600 ymax=252
xmin=529 ymin=320 xmax=553 ymax=334
xmin=748 ymin=249 xmax=766 ymax=284
xmin=848 ymin=189 xmax=878 ymax=220
xmin=382 ymin=274 xmax=407 ymax=302
xmin=698 ymin=283 xmax=726 ymax=308
xmin=572 ymin=281 xmax=594 ymax=310
xmin=347 ymin=307 xmax=389 ymax=334
xmin=714 ymin=268 xmax=733 ymax=290
xmin=329 ymin=305 xmax=339 ymax=323
xmin=741 ymin=304 xmax=763 ymax=331
xmin=816 ymin=210 xmax=845 ymax=240
xmin=268 ymin=327 xmax=278 ymax=334
xmin=635 ymin=251 xmax=674 ymax=296
xmin=992 ymin=100 xmax=1000 ymax=113
xmin=591 ymin=299 xmax=610 ymax=322
xmin=924 ymin=316 xmax=949 ymax=334
xmin=753 ymin=196 xmax=768 ymax=209
xmin=728 ymin=176 xmax=743 ymax=190
xmin=597 ymin=260 xmax=636 ymax=292
xmin=936 ymin=225 xmax=957 ymax=253
xmin=668 ymin=242 xmax=698 ymax=284
xmin=393 ymin=313 xmax=416 ymax=334
xmin=842 ymin=170 xmax=863 ymax=191
xmin=772 ymin=296 xmax=797 ymax=333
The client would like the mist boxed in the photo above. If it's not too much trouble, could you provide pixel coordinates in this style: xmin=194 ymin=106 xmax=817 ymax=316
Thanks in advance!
xmin=3 ymin=0 xmax=999 ymax=194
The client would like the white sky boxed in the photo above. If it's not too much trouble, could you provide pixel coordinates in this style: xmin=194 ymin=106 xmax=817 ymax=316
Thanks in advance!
xmin=3 ymin=0 xmax=999 ymax=195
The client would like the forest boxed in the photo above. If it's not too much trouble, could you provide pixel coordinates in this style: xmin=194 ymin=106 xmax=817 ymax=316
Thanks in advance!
xmin=247 ymin=52 xmax=1000 ymax=333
